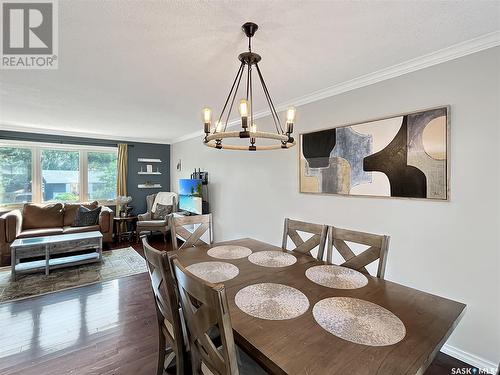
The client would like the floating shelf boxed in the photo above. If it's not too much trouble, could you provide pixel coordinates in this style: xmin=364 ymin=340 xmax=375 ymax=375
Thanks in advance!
xmin=138 ymin=158 xmax=161 ymax=163
xmin=138 ymin=172 xmax=162 ymax=175
xmin=138 ymin=184 xmax=162 ymax=189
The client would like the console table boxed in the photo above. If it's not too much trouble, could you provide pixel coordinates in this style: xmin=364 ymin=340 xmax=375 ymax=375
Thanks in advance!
xmin=10 ymin=231 xmax=103 ymax=281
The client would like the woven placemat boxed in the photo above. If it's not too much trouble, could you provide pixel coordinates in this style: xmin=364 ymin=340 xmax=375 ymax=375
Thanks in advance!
xmin=312 ymin=297 xmax=406 ymax=346
xmin=247 ymin=251 xmax=297 ymax=267
xmin=305 ymin=265 xmax=368 ymax=289
xmin=186 ymin=261 xmax=239 ymax=283
xmin=235 ymin=283 xmax=309 ymax=320
xmin=207 ymin=245 xmax=252 ymax=259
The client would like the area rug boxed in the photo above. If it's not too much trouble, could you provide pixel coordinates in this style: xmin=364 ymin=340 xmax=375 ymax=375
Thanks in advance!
xmin=0 ymin=247 xmax=147 ymax=303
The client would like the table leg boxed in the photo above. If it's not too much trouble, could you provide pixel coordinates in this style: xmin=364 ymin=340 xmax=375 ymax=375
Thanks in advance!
xmin=11 ymin=246 xmax=16 ymax=281
xmin=45 ymin=244 xmax=50 ymax=276
xmin=98 ymin=238 xmax=103 ymax=262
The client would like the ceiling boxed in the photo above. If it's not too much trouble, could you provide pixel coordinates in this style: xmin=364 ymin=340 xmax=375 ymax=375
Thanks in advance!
xmin=1 ymin=1 xmax=499 ymax=144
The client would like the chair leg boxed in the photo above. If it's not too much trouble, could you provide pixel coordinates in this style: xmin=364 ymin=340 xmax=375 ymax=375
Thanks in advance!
xmin=157 ymin=332 xmax=167 ymax=375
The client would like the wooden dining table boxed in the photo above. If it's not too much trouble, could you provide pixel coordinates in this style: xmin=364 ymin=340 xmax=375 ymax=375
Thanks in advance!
xmin=172 ymin=238 xmax=466 ymax=375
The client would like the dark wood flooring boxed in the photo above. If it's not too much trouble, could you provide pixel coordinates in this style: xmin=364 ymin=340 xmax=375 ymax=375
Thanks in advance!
xmin=0 ymin=234 xmax=479 ymax=375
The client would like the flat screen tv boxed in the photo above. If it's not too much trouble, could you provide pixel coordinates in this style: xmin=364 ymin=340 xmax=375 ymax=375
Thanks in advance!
xmin=178 ymin=179 xmax=203 ymax=214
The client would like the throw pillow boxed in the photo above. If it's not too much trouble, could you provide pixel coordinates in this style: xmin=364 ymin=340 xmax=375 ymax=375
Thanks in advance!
xmin=152 ymin=204 xmax=173 ymax=220
xmin=73 ymin=206 xmax=102 ymax=227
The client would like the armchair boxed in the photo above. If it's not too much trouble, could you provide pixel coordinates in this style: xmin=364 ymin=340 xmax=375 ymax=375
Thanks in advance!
xmin=136 ymin=193 xmax=177 ymax=243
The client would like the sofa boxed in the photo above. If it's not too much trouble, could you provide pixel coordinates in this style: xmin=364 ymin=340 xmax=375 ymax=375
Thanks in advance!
xmin=0 ymin=201 xmax=113 ymax=266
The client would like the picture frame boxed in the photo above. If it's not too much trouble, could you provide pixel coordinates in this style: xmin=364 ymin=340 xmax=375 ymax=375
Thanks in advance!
xmin=298 ymin=106 xmax=450 ymax=200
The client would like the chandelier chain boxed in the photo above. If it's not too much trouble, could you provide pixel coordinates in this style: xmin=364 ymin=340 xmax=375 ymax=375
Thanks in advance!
xmin=216 ymin=62 xmax=244 ymax=134
xmin=255 ymin=63 xmax=284 ymax=134
xmin=223 ymin=63 xmax=245 ymax=132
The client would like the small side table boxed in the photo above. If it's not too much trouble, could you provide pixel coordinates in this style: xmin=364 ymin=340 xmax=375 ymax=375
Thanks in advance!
xmin=113 ymin=216 xmax=138 ymax=243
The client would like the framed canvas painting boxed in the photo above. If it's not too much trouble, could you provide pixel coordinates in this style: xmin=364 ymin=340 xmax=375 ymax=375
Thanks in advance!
xmin=299 ymin=106 xmax=449 ymax=200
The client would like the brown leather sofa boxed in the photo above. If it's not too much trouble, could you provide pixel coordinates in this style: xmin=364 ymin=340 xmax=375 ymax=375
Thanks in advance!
xmin=0 ymin=201 xmax=113 ymax=266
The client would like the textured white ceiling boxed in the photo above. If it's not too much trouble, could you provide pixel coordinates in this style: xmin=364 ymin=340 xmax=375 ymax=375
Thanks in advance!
xmin=1 ymin=1 xmax=499 ymax=143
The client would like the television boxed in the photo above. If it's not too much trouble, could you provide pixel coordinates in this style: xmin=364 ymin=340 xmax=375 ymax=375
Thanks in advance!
xmin=178 ymin=179 xmax=203 ymax=215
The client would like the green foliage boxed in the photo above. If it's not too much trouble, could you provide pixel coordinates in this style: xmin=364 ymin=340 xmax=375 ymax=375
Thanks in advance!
xmin=41 ymin=149 xmax=79 ymax=170
xmin=88 ymin=152 xmax=117 ymax=200
xmin=195 ymin=182 xmax=202 ymax=197
xmin=0 ymin=147 xmax=32 ymax=204
xmin=53 ymin=192 xmax=79 ymax=202
xmin=0 ymin=147 xmax=117 ymax=204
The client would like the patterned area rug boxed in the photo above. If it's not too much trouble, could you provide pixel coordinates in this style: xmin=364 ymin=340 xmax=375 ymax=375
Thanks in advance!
xmin=0 ymin=247 xmax=147 ymax=303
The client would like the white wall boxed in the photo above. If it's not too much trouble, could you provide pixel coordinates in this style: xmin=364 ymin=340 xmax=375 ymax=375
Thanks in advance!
xmin=171 ymin=47 xmax=500 ymax=365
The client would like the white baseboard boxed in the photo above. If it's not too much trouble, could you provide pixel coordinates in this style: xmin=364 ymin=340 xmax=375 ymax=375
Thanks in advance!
xmin=441 ymin=344 xmax=499 ymax=372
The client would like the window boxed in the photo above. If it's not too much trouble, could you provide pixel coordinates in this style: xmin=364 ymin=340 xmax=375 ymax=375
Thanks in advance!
xmin=0 ymin=142 xmax=118 ymax=207
xmin=87 ymin=151 xmax=117 ymax=201
xmin=42 ymin=149 xmax=80 ymax=202
xmin=0 ymin=147 xmax=33 ymax=205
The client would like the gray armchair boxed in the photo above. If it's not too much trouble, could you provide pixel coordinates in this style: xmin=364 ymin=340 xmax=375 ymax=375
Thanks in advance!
xmin=136 ymin=193 xmax=177 ymax=243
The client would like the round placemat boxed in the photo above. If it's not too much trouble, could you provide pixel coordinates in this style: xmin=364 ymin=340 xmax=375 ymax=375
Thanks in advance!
xmin=305 ymin=265 xmax=368 ymax=289
xmin=312 ymin=297 xmax=406 ymax=346
xmin=185 ymin=262 xmax=239 ymax=284
xmin=247 ymin=251 xmax=297 ymax=267
xmin=235 ymin=283 xmax=309 ymax=320
xmin=207 ymin=245 xmax=252 ymax=259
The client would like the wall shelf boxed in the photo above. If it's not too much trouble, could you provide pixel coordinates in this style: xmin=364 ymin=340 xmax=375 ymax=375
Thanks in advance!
xmin=138 ymin=158 xmax=161 ymax=163
xmin=138 ymin=184 xmax=162 ymax=189
xmin=138 ymin=172 xmax=162 ymax=175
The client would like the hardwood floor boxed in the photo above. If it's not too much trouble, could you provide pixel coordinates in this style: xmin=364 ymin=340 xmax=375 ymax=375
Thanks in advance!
xmin=0 ymin=235 xmax=481 ymax=375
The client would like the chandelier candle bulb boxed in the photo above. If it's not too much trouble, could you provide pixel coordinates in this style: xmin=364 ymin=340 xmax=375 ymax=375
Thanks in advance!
xmin=239 ymin=99 xmax=249 ymax=128
xmin=202 ymin=107 xmax=212 ymax=134
xmin=286 ymin=106 xmax=296 ymax=133
xmin=250 ymin=123 xmax=257 ymax=144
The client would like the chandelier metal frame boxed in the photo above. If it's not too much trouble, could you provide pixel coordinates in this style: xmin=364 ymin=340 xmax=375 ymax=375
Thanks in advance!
xmin=202 ymin=22 xmax=296 ymax=151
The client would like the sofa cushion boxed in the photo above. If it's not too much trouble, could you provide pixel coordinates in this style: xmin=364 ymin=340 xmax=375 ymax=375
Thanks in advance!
xmin=63 ymin=225 xmax=100 ymax=234
xmin=17 ymin=228 xmax=64 ymax=238
xmin=22 ymin=203 xmax=64 ymax=230
xmin=73 ymin=206 xmax=101 ymax=227
xmin=64 ymin=201 xmax=98 ymax=226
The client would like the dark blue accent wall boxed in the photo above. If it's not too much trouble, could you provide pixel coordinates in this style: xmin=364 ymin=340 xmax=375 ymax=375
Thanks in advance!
xmin=0 ymin=130 xmax=170 ymax=215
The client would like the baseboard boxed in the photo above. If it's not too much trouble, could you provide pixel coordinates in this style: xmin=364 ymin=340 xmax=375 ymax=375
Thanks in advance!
xmin=441 ymin=344 xmax=499 ymax=372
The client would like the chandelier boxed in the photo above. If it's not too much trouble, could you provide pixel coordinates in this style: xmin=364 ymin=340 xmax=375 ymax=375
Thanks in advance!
xmin=202 ymin=22 xmax=296 ymax=151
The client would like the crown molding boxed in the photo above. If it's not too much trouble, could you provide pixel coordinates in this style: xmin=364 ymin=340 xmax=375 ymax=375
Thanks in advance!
xmin=0 ymin=123 xmax=172 ymax=145
xmin=441 ymin=344 xmax=499 ymax=372
xmin=172 ymin=30 xmax=500 ymax=144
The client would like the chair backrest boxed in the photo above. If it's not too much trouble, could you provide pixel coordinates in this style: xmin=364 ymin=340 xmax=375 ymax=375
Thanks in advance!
xmin=171 ymin=214 xmax=213 ymax=251
xmin=147 ymin=192 xmax=178 ymax=214
xmin=142 ymin=237 xmax=185 ymax=374
xmin=171 ymin=257 xmax=239 ymax=375
xmin=146 ymin=193 xmax=158 ymax=214
xmin=327 ymin=226 xmax=390 ymax=279
xmin=282 ymin=218 xmax=328 ymax=261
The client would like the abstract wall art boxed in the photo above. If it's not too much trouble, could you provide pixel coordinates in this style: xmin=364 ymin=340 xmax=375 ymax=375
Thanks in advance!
xmin=299 ymin=107 xmax=449 ymax=200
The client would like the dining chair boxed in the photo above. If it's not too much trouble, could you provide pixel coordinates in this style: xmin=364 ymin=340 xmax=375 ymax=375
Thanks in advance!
xmin=142 ymin=237 xmax=186 ymax=375
xmin=171 ymin=256 xmax=267 ymax=375
xmin=282 ymin=218 xmax=328 ymax=261
xmin=170 ymin=213 xmax=213 ymax=251
xmin=326 ymin=226 xmax=390 ymax=279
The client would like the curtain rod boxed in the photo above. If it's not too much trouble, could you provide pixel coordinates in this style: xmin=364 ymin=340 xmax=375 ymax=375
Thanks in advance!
xmin=0 ymin=136 xmax=134 ymax=148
